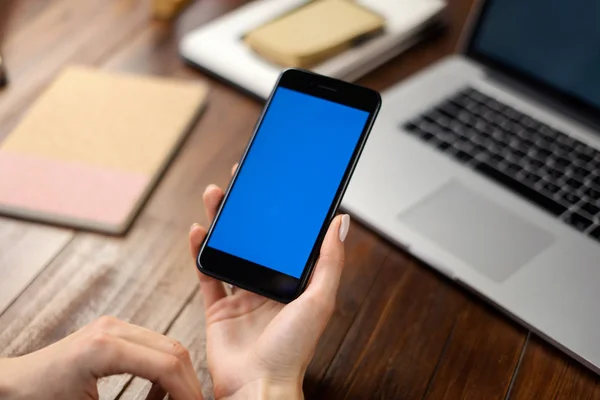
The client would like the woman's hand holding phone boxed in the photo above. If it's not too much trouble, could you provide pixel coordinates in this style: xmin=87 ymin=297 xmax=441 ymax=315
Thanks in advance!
xmin=189 ymin=165 xmax=350 ymax=400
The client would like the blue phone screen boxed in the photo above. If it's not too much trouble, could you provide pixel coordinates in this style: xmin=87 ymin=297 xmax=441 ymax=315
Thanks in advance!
xmin=207 ymin=87 xmax=369 ymax=278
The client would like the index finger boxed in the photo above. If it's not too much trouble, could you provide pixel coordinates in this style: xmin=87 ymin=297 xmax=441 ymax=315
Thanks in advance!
xmin=85 ymin=335 xmax=202 ymax=400
xmin=190 ymin=222 xmax=227 ymax=308
xmin=190 ymin=163 xmax=240 ymax=308
xmin=91 ymin=317 xmax=201 ymax=397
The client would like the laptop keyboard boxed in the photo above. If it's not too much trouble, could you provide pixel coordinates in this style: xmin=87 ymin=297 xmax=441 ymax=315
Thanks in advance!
xmin=403 ymin=87 xmax=600 ymax=243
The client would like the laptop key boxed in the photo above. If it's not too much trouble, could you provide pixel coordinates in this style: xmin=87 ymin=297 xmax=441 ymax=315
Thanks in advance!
xmin=472 ymin=144 xmax=487 ymax=156
xmin=491 ymin=127 xmax=508 ymax=141
xmin=557 ymin=134 xmax=577 ymax=147
xmin=552 ymin=156 xmax=571 ymax=168
xmin=466 ymin=88 xmax=486 ymax=103
xmin=543 ymin=167 xmax=563 ymax=181
xmin=449 ymin=95 xmax=470 ymax=110
xmin=423 ymin=113 xmax=436 ymax=123
xmin=503 ymin=106 xmax=522 ymax=121
xmin=564 ymin=212 xmax=593 ymax=232
xmin=558 ymin=190 xmax=580 ymax=206
xmin=520 ymin=171 xmax=541 ymax=186
xmin=520 ymin=137 xmax=536 ymax=148
xmin=504 ymin=162 xmax=522 ymax=176
xmin=511 ymin=149 xmax=528 ymax=161
xmin=437 ymin=141 xmax=452 ymax=151
xmin=438 ymin=101 xmax=461 ymax=117
xmin=552 ymin=128 xmax=570 ymax=143
xmin=541 ymin=180 xmax=561 ymax=194
xmin=569 ymin=165 xmax=591 ymax=179
xmin=580 ymin=201 xmax=600 ymax=218
xmin=474 ymin=162 xmax=567 ymax=216
xmin=538 ymin=124 xmax=555 ymax=138
xmin=527 ymin=159 xmax=545 ymax=169
xmin=457 ymin=110 xmax=476 ymax=126
xmin=510 ymin=139 xmax=530 ymax=154
xmin=564 ymin=177 xmax=583 ymax=190
xmin=488 ymin=153 xmax=504 ymax=165
xmin=577 ymin=152 xmax=594 ymax=164
xmin=555 ymin=140 xmax=575 ymax=153
xmin=589 ymin=225 xmax=600 ymax=242
xmin=404 ymin=121 xmax=418 ymax=131
xmin=576 ymin=143 xmax=598 ymax=156
xmin=435 ymin=115 xmax=452 ymax=130
xmin=533 ymin=135 xmax=552 ymax=148
xmin=585 ymin=187 xmax=600 ymax=201
xmin=455 ymin=139 xmax=476 ymax=151
xmin=454 ymin=151 xmax=473 ymax=163
xmin=419 ymin=131 xmax=435 ymax=141
xmin=519 ymin=114 xmax=534 ymax=126
xmin=513 ymin=126 xmax=531 ymax=140
xmin=589 ymin=160 xmax=600 ymax=173
xmin=535 ymin=148 xmax=552 ymax=159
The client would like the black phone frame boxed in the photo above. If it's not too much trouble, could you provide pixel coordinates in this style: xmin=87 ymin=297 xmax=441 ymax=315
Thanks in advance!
xmin=197 ymin=68 xmax=381 ymax=303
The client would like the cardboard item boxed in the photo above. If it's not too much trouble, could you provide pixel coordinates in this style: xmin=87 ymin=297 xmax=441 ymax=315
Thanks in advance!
xmin=0 ymin=66 xmax=208 ymax=233
xmin=244 ymin=0 xmax=385 ymax=68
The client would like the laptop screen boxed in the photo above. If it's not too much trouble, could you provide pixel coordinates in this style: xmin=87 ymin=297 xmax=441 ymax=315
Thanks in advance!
xmin=468 ymin=0 xmax=600 ymax=117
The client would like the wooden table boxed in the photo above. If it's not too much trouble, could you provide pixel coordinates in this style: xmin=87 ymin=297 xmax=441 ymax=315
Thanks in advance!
xmin=1 ymin=0 xmax=599 ymax=398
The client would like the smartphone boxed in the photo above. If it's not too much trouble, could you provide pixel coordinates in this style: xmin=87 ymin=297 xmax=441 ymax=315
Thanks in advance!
xmin=197 ymin=69 xmax=381 ymax=303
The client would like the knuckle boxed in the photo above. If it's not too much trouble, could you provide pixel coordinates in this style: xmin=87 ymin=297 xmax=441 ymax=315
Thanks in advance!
xmin=169 ymin=339 xmax=190 ymax=361
xmin=318 ymin=252 xmax=345 ymax=270
xmin=304 ymin=291 xmax=335 ymax=317
xmin=317 ymin=253 xmax=337 ymax=265
xmin=91 ymin=315 xmax=119 ymax=332
xmin=323 ymin=297 xmax=336 ymax=316
xmin=87 ymin=331 xmax=114 ymax=350
xmin=79 ymin=331 xmax=116 ymax=362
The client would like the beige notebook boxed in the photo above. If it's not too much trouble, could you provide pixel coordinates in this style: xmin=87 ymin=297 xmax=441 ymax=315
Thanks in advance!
xmin=0 ymin=66 xmax=208 ymax=234
xmin=244 ymin=0 xmax=385 ymax=68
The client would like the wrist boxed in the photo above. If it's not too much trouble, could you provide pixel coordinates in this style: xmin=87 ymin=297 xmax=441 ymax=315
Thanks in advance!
xmin=259 ymin=379 xmax=303 ymax=400
xmin=221 ymin=378 xmax=303 ymax=400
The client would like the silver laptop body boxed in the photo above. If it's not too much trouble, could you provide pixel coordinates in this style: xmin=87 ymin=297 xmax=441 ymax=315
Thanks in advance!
xmin=343 ymin=0 xmax=600 ymax=372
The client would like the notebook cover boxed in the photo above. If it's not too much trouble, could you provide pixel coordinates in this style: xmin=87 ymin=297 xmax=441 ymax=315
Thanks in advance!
xmin=244 ymin=0 xmax=385 ymax=68
xmin=0 ymin=66 xmax=208 ymax=234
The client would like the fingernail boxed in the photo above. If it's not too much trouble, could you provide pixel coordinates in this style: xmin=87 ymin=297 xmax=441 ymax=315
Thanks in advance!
xmin=190 ymin=222 xmax=199 ymax=232
xmin=339 ymin=214 xmax=350 ymax=242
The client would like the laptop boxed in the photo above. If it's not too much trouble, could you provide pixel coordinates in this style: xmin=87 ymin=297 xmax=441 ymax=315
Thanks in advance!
xmin=342 ymin=0 xmax=600 ymax=372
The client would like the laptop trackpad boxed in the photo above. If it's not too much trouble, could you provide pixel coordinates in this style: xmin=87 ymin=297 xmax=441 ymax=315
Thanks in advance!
xmin=398 ymin=181 xmax=554 ymax=282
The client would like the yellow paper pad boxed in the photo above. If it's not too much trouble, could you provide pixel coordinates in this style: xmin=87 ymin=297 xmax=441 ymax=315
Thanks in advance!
xmin=3 ymin=67 xmax=207 ymax=174
xmin=244 ymin=0 xmax=385 ymax=68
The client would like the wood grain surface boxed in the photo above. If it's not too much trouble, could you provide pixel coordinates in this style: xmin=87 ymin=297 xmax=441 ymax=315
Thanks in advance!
xmin=0 ymin=0 xmax=599 ymax=399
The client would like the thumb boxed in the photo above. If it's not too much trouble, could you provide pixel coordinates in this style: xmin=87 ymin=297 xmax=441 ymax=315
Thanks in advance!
xmin=269 ymin=215 xmax=350 ymax=360
xmin=302 ymin=214 xmax=350 ymax=307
